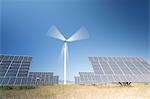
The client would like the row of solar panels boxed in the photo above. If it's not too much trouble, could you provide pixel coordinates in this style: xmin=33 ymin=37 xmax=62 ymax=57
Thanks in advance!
xmin=0 ymin=54 xmax=59 ymax=86
xmin=75 ymin=72 xmax=150 ymax=84
xmin=0 ymin=76 xmax=59 ymax=86
xmin=75 ymin=57 xmax=150 ymax=84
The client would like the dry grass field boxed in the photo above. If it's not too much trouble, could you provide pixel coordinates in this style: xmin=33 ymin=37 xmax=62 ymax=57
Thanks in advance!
xmin=0 ymin=84 xmax=150 ymax=99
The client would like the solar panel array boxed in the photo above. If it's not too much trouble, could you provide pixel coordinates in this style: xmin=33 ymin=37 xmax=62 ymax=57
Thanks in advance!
xmin=0 ymin=54 xmax=59 ymax=86
xmin=0 ymin=77 xmax=37 ymax=86
xmin=78 ymin=72 xmax=150 ymax=84
xmin=28 ymin=72 xmax=53 ymax=85
xmin=0 ymin=55 xmax=31 ymax=78
xmin=75 ymin=57 xmax=150 ymax=84
xmin=89 ymin=57 xmax=150 ymax=75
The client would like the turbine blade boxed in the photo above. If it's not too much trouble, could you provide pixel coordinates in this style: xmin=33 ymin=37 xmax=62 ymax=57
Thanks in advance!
xmin=47 ymin=25 xmax=66 ymax=41
xmin=67 ymin=26 xmax=89 ymax=42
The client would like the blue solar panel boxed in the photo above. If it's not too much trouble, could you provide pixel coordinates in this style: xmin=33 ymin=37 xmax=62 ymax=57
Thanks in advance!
xmin=29 ymin=72 xmax=54 ymax=84
xmin=75 ymin=57 xmax=150 ymax=84
xmin=0 ymin=55 xmax=32 ymax=78
xmin=0 ymin=55 xmax=59 ymax=86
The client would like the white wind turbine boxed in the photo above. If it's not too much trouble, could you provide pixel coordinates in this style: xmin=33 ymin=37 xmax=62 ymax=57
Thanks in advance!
xmin=47 ymin=26 xmax=89 ymax=84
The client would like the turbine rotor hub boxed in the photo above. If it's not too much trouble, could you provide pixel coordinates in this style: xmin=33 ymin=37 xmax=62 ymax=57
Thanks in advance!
xmin=64 ymin=40 xmax=67 ymax=43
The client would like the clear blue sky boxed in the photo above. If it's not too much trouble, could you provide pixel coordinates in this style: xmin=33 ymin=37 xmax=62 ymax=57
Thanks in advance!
xmin=0 ymin=0 xmax=149 ymax=81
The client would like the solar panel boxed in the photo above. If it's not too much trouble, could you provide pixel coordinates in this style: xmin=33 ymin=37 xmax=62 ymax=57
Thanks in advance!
xmin=0 ymin=54 xmax=59 ymax=86
xmin=53 ymin=76 xmax=59 ymax=84
xmin=88 ymin=57 xmax=150 ymax=83
xmin=0 ymin=55 xmax=31 ymax=86
xmin=77 ymin=74 xmax=150 ymax=84
xmin=0 ymin=55 xmax=32 ymax=78
xmin=75 ymin=57 xmax=150 ymax=84
xmin=28 ymin=72 xmax=53 ymax=85
xmin=0 ymin=76 xmax=59 ymax=86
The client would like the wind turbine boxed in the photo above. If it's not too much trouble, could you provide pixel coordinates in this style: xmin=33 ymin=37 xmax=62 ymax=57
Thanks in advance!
xmin=47 ymin=26 xmax=89 ymax=84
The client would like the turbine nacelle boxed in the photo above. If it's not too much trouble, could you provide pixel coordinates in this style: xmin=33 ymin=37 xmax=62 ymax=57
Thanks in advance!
xmin=64 ymin=40 xmax=68 ymax=43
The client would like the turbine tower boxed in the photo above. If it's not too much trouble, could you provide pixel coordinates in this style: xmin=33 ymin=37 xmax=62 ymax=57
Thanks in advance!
xmin=47 ymin=26 xmax=89 ymax=84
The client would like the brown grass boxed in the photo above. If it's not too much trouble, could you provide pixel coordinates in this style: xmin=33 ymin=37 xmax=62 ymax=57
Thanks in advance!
xmin=0 ymin=84 xmax=150 ymax=99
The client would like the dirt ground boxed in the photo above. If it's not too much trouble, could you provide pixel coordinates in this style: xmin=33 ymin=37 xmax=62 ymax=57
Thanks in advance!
xmin=0 ymin=84 xmax=150 ymax=99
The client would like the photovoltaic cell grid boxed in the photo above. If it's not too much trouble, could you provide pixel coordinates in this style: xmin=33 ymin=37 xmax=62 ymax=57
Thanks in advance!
xmin=90 ymin=57 xmax=150 ymax=83
xmin=0 ymin=74 xmax=59 ymax=86
xmin=78 ymin=72 xmax=150 ymax=84
xmin=0 ymin=77 xmax=34 ymax=86
xmin=28 ymin=72 xmax=53 ymax=84
xmin=0 ymin=55 xmax=59 ymax=86
xmin=0 ymin=55 xmax=32 ymax=78
xmin=75 ymin=57 xmax=150 ymax=84
xmin=89 ymin=57 xmax=150 ymax=75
